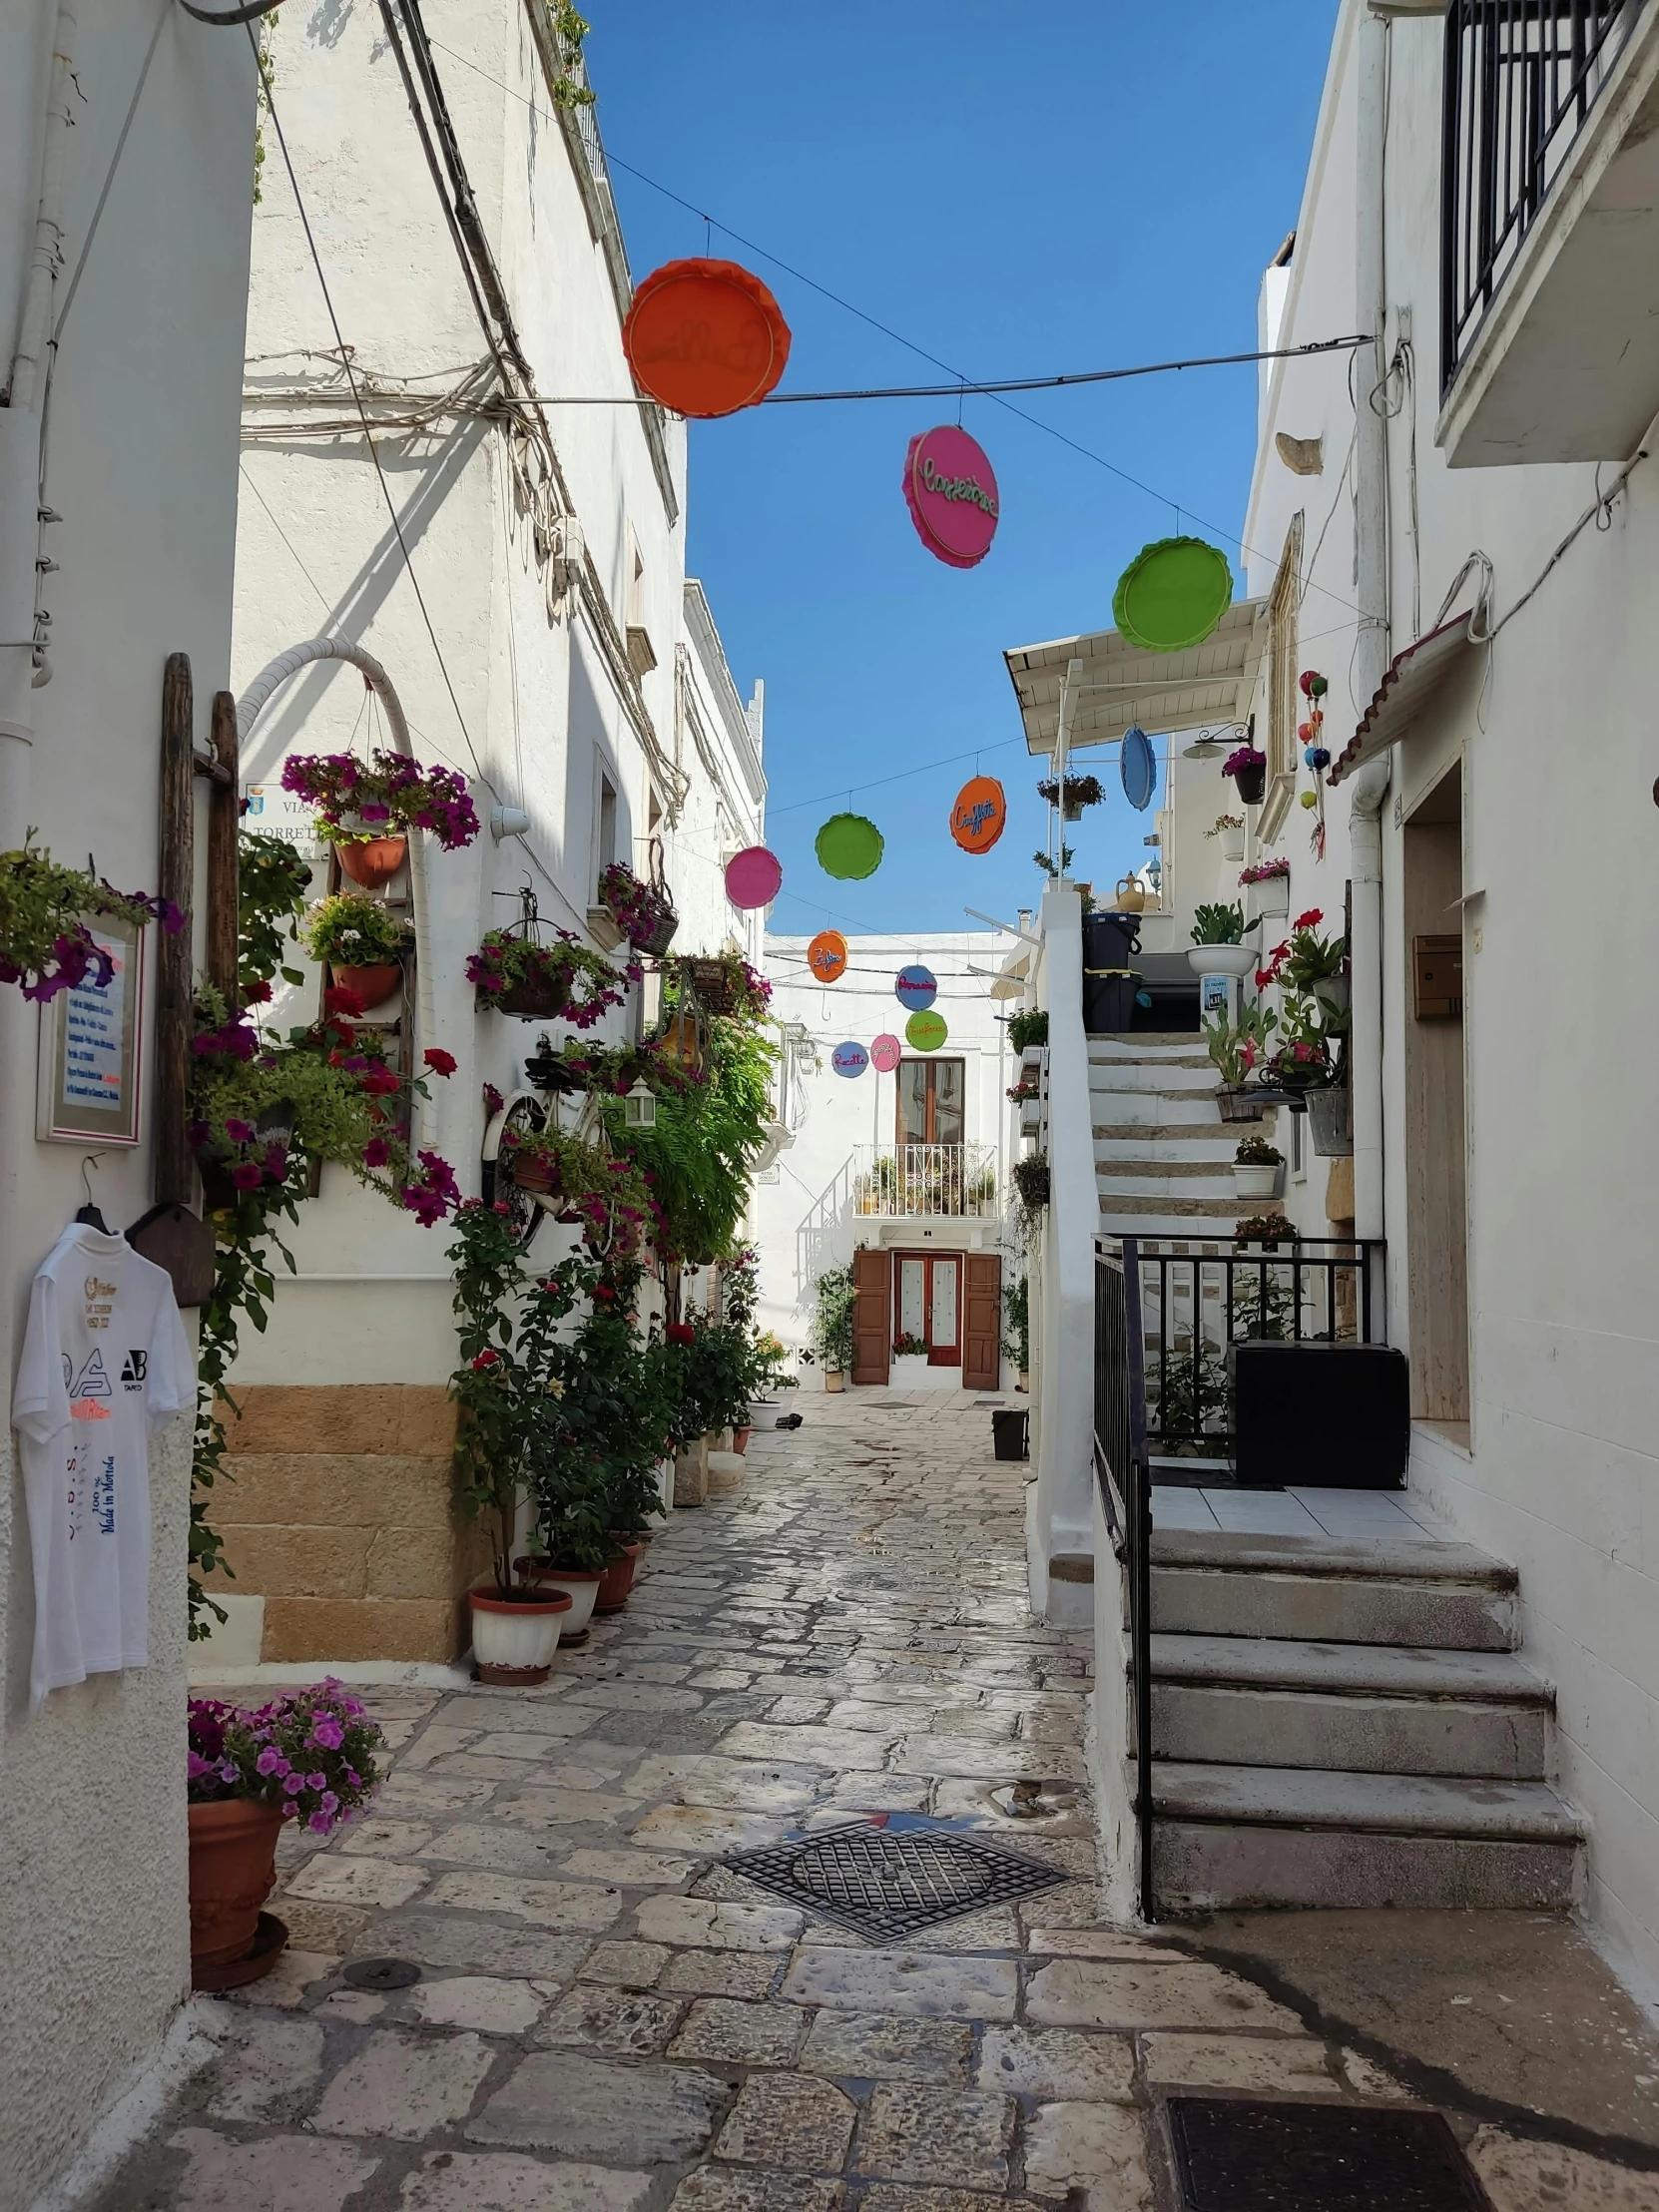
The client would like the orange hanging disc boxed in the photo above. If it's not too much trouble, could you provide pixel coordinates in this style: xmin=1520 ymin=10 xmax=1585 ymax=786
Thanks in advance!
xmin=623 ymin=259 xmax=792 ymax=418
xmin=807 ymin=929 xmax=848 ymax=983
xmin=950 ymin=775 xmax=1007 ymax=854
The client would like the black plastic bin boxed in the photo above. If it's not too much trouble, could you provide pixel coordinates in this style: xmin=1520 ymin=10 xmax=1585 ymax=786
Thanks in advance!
xmin=1083 ymin=910 xmax=1143 ymax=969
xmin=1083 ymin=969 xmax=1143 ymax=1035
xmin=1232 ymin=1341 xmax=1409 ymax=1488
xmin=991 ymin=1408 xmax=1029 ymax=1461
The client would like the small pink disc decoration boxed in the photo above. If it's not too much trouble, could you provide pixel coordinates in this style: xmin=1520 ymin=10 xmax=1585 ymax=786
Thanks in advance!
xmin=725 ymin=845 xmax=784 ymax=909
xmin=903 ymin=425 xmax=1000 ymax=569
xmin=870 ymin=1033 xmax=901 ymax=1073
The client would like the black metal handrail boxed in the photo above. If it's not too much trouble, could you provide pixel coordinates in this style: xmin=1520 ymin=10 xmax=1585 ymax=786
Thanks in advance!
xmin=1094 ymin=1237 xmax=1155 ymax=1923
xmin=1137 ymin=1237 xmax=1385 ymax=1465
xmin=1441 ymin=0 xmax=1638 ymax=391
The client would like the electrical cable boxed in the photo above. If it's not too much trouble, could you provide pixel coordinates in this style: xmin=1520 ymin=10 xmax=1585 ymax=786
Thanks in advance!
xmin=176 ymin=0 xmax=287 ymax=19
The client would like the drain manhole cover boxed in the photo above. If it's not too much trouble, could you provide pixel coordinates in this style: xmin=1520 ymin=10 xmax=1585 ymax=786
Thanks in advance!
xmin=1168 ymin=2102 xmax=1485 ymax=2210
xmin=341 ymin=1957 xmax=421 ymax=1991
xmin=726 ymin=1820 xmax=1066 ymax=1938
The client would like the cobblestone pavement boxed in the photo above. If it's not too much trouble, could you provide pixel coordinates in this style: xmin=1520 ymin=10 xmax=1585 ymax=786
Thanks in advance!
xmin=99 ymin=1390 xmax=1659 ymax=2210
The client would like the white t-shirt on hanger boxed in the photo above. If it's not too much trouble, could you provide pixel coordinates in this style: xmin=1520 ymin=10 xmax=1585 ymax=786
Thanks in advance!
xmin=13 ymin=1223 xmax=197 ymax=1708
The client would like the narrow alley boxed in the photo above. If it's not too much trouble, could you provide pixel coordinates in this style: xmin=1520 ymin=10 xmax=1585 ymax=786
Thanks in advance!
xmin=98 ymin=1396 xmax=1659 ymax=2211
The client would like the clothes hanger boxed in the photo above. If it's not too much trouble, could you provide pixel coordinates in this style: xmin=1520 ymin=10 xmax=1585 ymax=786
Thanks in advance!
xmin=75 ymin=1154 xmax=111 ymax=1235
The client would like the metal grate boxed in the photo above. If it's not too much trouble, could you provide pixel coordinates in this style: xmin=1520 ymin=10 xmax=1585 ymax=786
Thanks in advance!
xmin=1168 ymin=2101 xmax=1486 ymax=2211
xmin=726 ymin=1819 xmax=1066 ymax=1938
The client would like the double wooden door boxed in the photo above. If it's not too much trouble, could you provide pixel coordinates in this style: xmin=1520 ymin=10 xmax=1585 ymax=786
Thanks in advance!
xmin=850 ymin=1249 xmax=1000 ymax=1389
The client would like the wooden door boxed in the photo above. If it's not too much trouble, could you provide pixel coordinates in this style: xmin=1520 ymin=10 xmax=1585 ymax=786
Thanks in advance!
xmin=927 ymin=1256 xmax=961 ymax=1366
xmin=851 ymin=1246 xmax=891 ymax=1385
xmin=962 ymin=1254 xmax=1002 ymax=1389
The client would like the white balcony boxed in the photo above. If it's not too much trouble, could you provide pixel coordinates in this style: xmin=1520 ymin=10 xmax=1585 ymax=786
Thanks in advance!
xmin=850 ymin=1143 xmax=999 ymax=1222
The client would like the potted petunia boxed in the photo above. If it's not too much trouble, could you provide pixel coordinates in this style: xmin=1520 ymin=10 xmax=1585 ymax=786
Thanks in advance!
xmin=1234 ymin=1135 xmax=1283 ymax=1200
xmin=0 ymin=840 xmax=182 ymax=1001
xmin=300 ymin=891 xmax=412 ymax=1008
xmin=597 ymin=859 xmax=679 ymax=957
xmin=1240 ymin=855 xmax=1292 ymax=921
xmin=1187 ymin=901 xmax=1256 ymax=980
xmin=280 ymin=748 xmax=480 ymax=874
xmin=1223 ymin=743 xmax=1268 ymax=808
xmin=187 ymin=1683 xmax=384 ymax=1985
xmin=1036 ymin=773 xmax=1105 ymax=821
xmin=468 ymin=927 xmax=635 ymax=1023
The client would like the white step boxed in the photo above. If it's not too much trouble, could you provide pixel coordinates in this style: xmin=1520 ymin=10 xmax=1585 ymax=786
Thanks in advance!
xmin=1089 ymin=1034 xmax=1210 ymax=1061
xmin=1089 ymin=1088 xmax=1223 ymax=1128
xmin=1098 ymin=1196 xmax=1250 ymax=1232
xmin=1096 ymin=1166 xmax=1239 ymax=1200
xmin=1144 ymin=1634 xmax=1552 ymax=1780
xmin=1149 ymin=1761 xmax=1583 ymax=1911
xmin=1089 ymin=1061 xmax=1217 ymax=1095
xmin=1094 ymin=1131 xmax=1239 ymax=1163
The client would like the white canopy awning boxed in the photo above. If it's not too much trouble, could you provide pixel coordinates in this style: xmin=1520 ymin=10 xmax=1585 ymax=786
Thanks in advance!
xmin=1003 ymin=598 xmax=1268 ymax=756
xmin=1327 ymin=613 xmax=1478 ymax=785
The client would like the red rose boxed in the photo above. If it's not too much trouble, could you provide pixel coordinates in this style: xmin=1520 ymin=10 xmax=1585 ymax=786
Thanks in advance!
xmin=359 ymin=1065 xmax=400 ymax=1097
xmin=470 ymin=1349 xmax=500 ymax=1371
xmin=243 ymin=979 xmax=274 ymax=1003
xmin=324 ymin=984 xmax=368 ymax=1017
xmin=592 ymin=1284 xmax=615 ymax=1304
xmin=666 ymin=1323 xmax=695 ymax=1346
xmin=423 ymin=1048 xmax=457 ymax=1077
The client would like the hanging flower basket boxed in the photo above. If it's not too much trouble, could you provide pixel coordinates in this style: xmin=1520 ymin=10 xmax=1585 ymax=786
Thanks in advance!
xmin=281 ymin=750 xmax=480 ymax=849
xmin=1223 ymin=745 xmax=1268 ymax=808
xmin=598 ymin=858 xmax=679 ymax=957
xmin=680 ymin=953 xmax=771 ymax=1020
xmin=1036 ymin=773 xmax=1104 ymax=822
xmin=331 ymin=830 xmax=408 ymax=890
xmin=469 ymin=929 xmax=632 ymax=1027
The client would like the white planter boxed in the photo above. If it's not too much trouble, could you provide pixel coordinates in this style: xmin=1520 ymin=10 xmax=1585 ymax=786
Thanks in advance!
xmin=1246 ymin=874 xmax=1292 ymax=920
xmin=524 ymin=1569 xmax=601 ymax=1637
xmin=1232 ymin=1162 xmax=1281 ymax=1199
xmin=469 ymin=1586 xmax=571 ymax=1684
xmin=1221 ymin=828 xmax=1245 ymax=862
xmin=891 ymin=1355 xmax=932 ymax=1384
xmin=1186 ymin=943 xmax=1258 ymax=979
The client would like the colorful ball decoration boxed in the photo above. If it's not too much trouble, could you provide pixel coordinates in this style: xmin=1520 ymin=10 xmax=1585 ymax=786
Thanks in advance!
xmin=870 ymin=1033 xmax=902 ymax=1073
xmin=903 ymin=425 xmax=1000 ymax=569
xmin=905 ymin=1009 xmax=948 ymax=1052
xmin=830 ymin=1041 xmax=869 ymax=1079
xmin=1112 ymin=537 xmax=1234 ymax=654
xmin=622 ymin=259 xmax=792 ymax=418
xmin=950 ymin=774 xmax=1007 ymax=853
xmin=895 ymin=964 xmax=937 ymax=1012
xmin=807 ymin=929 xmax=848 ymax=983
xmin=815 ymin=813 xmax=884 ymax=880
xmin=1121 ymin=725 xmax=1158 ymax=814
xmin=725 ymin=844 xmax=784 ymax=909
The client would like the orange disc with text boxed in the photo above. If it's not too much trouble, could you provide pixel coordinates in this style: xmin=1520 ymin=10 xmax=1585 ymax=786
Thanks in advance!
xmin=950 ymin=775 xmax=1007 ymax=854
xmin=808 ymin=929 xmax=848 ymax=983
xmin=623 ymin=259 xmax=792 ymax=418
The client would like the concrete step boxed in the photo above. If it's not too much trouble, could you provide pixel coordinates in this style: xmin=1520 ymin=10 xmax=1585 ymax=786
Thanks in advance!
xmin=1148 ymin=1761 xmax=1583 ymax=1912
xmin=1096 ymin=1164 xmax=1239 ymax=1198
xmin=1088 ymin=1035 xmax=1210 ymax=1060
xmin=1094 ymin=1129 xmax=1240 ymax=1160
xmin=1089 ymin=1061 xmax=1218 ymax=1095
xmin=1149 ymin=1529 xmax=1518 ymax=1651
xmin=1099 ymin=1193 xmax=1249 ymax=1224
xmin=1144 ymin=1634 xmax=1552 ymax=1780
xmin=1089 ymin=1089 xmax=1224 ymax=1128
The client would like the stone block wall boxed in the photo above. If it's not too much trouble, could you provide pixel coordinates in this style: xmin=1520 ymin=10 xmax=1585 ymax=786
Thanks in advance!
xmin=215 ymin=1385 xmax=488 ymax=1660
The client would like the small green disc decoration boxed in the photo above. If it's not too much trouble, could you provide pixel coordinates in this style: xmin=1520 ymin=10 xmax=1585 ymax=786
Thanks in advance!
xmin=815 ymin=813 xmax=885 ymax=880
xmin=1112 ymin=536 xmax=1234 ymax=654
xmin=905 ymin=1008 xmax=948 ymax=1052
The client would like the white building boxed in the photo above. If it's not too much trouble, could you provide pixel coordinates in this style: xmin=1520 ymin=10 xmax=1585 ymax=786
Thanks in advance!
xmin=208 ymin=0 xmax=767 ymax=1670
xmin=0 ymin=5 xmax=257 ymax=2204
xmin=752 ymin=929 xmax=1021 ymax=1392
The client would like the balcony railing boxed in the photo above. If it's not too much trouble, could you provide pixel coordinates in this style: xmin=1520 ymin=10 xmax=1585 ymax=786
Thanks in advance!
xmin=851 ymin=1143 xmax=998 ymax=1219
xmin=1442 ymin=0 xmax=1639 ymax=390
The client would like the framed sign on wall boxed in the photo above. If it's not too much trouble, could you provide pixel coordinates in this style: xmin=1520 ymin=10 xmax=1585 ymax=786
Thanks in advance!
xmin=36 ymin=913 xmax=145 ymax=1147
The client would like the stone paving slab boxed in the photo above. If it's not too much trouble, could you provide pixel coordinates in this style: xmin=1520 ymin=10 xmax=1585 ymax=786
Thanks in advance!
xmin=98 ymin=1388 xmax=1659 ymax=2211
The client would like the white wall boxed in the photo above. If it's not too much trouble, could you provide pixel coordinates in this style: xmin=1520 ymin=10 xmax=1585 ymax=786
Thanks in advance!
xmin=751 ymin=929 xmax=1016 ymax=1361
xmin=0 ymin=5 xmax=256 ymax=2203
xmin=1238 ymin=0 xmax=1659 ymax=1977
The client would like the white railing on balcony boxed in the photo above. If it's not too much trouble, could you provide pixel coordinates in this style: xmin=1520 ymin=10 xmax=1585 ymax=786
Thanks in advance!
xmin=850 ymin=1143 xmax=998 ymax=1220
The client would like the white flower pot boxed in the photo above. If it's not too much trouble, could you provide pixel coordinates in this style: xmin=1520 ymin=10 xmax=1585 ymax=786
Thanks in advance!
xmin=517 ymin=1565 xmax=602 ymax=1637
xmin=1186 ymin=943 xmax=1258 ymax=979
xmin=1232 ymin=1163 xmax=1281 ymax=1199
xmin=1221 ymin=828 xmax=1245 ymax=862
xmin=1246 ymin=874 xmax=1292 ymax=920
xmin=469 ymin=1586 xmax=572 ymax=1685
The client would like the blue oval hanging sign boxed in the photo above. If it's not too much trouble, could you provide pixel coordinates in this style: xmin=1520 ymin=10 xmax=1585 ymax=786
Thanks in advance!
xmin=830 ymin=1041 xmax=869 ymax=1079
xmin=894 ymin=964 xmax=937 ymax=1012
xmin=1121 ymin=724 xmax=1158 ymax=814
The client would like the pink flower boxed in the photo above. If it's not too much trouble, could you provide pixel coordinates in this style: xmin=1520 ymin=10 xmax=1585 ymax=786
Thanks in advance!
xmin=309 ymin=1714 xmax=344 ymax=1750
xmin=280 ymin=1801 xmax=298 ymax=1820
xmin=231 ymin=1161 xmax=263 ymax=1191
xmin=482 ymin=1082 xmax=505 ymax=1117
xmin=255 ymin=1746 xmax=285 ymax=1776
xmin=308 ymin=1810 xmax=333 ymax=1834
xmin=363 ymin=1137 xmax=391 ymax=1169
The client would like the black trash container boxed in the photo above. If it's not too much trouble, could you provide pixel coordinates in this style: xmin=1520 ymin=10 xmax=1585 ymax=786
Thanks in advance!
xmin=1083 ymin=969 xmax=1143 ymax=1035
xmin=1083 ymin=910 xmax=1142 ymax=969
xmin=991 ymin=1408 xmax=1030 ymax=1461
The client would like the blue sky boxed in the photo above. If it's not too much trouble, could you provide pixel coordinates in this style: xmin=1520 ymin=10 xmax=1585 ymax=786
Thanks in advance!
xmin=596 ymin=2 xmax=1338 ymax=939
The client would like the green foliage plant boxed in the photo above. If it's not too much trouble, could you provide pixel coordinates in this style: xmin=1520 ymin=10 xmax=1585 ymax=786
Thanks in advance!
xmin=0 ymin=837 xmax=178 ymax=1002
xmin=238 ymin=832 xmax=311 ymax=991
xmin=1203 ymin=1001 xmax=1278 ymax=1088
xmin=1190 ymin=901 xmax=1246 ymax=946
xmin=1001 ymin=1274 xmax=1030 ymax=1372
xmin=1007 ymin=1009 xmax=1049 ymax=1053
xmin=809 ymin=1264 xmax=855 ymax=1374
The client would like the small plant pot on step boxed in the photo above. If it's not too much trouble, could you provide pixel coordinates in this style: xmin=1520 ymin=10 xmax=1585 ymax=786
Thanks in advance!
xmin=335 ymin=834 xmax=408 ymax=890
xmin=469 ymin=1584 xmax=572 ymax=1685
xmin=188 ymin=1800 xmax=286 ymax=1976
xmin=329 ymin=961 xmax=402 ymax=1009
xmin=1216 ymin=1086 xmax=1270 ymax=1124
xmin=595 ymin=1541 xmax=644 ymax=1613
xmin=1233 ymin=1162 xmax=1281 ymax=1199
xmin=515 ymin=1561 xmax=603 ymax=1638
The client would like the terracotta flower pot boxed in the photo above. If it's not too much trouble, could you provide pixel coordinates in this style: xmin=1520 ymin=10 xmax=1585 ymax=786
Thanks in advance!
xmin=469 ymin=1584 xmax=572 ymax=1685
xmin=330 ymin=961 xmax=402 ymax=1008
xmin=595 ymin=1540 xmax=644 ymax=1614
xmin=336 ymin=834 xmax=408 ymax=890
xmin=507 ymin=1151 xmax=557 ymax=1196
xmin=733 ymin=1426 xmax=752 ymax=1454
xmin=188 ymin=1799 xmax=286 ymax=1972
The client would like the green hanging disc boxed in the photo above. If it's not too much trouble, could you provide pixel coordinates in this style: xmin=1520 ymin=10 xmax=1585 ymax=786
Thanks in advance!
xmin=815 ymin=813 xmax=884 ymax=880
xmin=905 ymin=1008 xmax=948 ymax=1052
xmin=1112 ymin=536 xmax=1234 ymax=654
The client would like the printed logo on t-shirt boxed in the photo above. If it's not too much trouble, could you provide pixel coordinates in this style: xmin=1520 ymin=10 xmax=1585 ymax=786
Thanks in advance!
xmin=82 ymin=1275 xmax=117 ymax=1333
xmin=120 ymin=1350 xmax=148 ymax=1388
xmin=68 ymin=1350 xmax=114 ymax=1421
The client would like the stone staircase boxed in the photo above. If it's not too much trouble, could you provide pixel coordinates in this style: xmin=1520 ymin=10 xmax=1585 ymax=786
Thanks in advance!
xmin=1136 ymin=1526 xmax=1585 ymax=1911
xmin=1090 ymin=1033 xmax=1244 ymax=1238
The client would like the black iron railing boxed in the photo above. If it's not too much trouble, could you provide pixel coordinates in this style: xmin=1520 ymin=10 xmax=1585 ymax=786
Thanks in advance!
xmin=1093 ymin=1238 xmax=1155 ymax=1923
xmin=1442 ymin=0 xmax=1639 ymax=390
xmin=1138 ymin=1238 xmax=1385 ymax=1466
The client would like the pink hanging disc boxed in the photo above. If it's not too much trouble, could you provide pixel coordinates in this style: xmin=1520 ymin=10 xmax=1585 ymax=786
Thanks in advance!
xmin=725 ymin=845 xmax=784 ymax=909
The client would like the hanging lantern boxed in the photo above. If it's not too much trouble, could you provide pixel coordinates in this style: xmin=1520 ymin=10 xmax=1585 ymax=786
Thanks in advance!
xmin=905 ymin=1009 xmax=948 ymax=1052
xmin=1112 ymin=537 xmax=1234 ymax=653
xmin=950 ymin=775 xmax=1007 ymax=854
xmin=725 ymin=845 xmax=784 ymax=909
xmin=815 ymin=813 xmax=884 ymax=880
xmin=622 ymin=259 xmax=792 ymax=417
xmin=895 ymin=964 xmax=937 ymax=1012
xmin=830 ymin=1041 xmax=869 ymax=1078
xmin=903 ymin=425 xmax=1000 ymax=568
xmin=1120 ymin=725 xmax=1158 ymax=814
xmin=807 ymin=929 xmax=848 ymax=983
xmin=870 ymin=1032 xmax=901 ymax=1073
xmin=624 ymin=1077 xmax=658 ymax=1129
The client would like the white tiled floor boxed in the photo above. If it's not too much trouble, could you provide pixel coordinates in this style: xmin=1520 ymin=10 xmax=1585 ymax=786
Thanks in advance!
xmin=1150 ymin=1484 xmax=1459 ymax=1540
